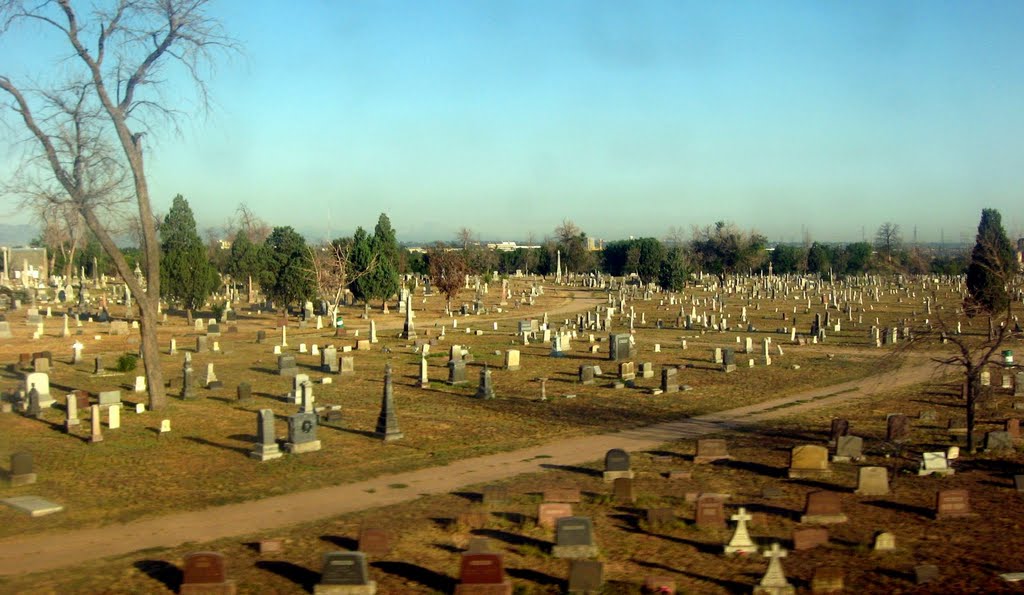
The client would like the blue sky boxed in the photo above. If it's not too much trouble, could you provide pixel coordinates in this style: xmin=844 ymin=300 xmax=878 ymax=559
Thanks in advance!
xmin=2 ymin=1 xmax=1023 ymax=244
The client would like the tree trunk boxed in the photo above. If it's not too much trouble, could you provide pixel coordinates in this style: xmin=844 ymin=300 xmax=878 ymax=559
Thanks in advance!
xmin=137 ymin=296 xmax=166 ymax=410
xmin=247 ymin=274 xmax=253 ymax=304
xmin=966 ymin=371 xmax=979 ymax=453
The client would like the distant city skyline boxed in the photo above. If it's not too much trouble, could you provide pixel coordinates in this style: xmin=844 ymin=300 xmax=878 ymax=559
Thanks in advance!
xmin=1 ymin=1 xmax=1022 ymax=244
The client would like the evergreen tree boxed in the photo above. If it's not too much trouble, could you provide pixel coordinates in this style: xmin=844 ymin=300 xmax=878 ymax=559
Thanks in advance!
xmin=658 ymin=246 xmax=689 ymax=291
xmin=263 ymin=226 xmax=315 ymax=310
xmin=965 ymin=208 xmax=1015 ymax=317
xmin=226 ymin=230 xmax=266 ymax=302
xmin=160 ymin=195 xmax=217 ymax=316
xmin=348 ymin=227 xmax=374 ymax=306
xmin=368 ymin=213 xmax=401 ymax=306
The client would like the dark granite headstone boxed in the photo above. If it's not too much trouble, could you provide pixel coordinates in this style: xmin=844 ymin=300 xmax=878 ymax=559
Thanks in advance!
xmin=320 ymin=551 xmax=370 ymax=586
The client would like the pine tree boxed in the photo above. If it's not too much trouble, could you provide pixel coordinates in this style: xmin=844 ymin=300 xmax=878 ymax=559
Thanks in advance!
xmin=263 ymin=226 xmax=315 ymax=310
xmin=226 ymin=230 xmax=265 ymax=302
xmin=965 ymin=208 xmax=1015 ymax=317
xmin=160 ymin=195 xmax=216 ymax=317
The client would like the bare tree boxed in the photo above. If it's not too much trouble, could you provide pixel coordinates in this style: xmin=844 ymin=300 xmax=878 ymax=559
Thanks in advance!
xmin=455 ymin=227 xmax=474 ymax=250
xmin=231 ymin=203 xmax=271 ymax=244
xmin=875 ymin=222 xmax=902 ymax=264
xmin=0 ymin=1 xmax=237 ymax=410
xmin=308 ymin=239 xmax=378 ymax=324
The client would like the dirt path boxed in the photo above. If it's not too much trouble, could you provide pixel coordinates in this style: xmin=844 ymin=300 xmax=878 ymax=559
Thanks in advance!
xmin=0 ymin=354 xmax=945 ymax=576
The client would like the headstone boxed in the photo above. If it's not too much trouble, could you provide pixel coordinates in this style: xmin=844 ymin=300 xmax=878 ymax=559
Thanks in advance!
xmin=321 ymin=346 xmax=339 ymax=373
xmin=98 ymin=390 xmax=121 ymax=408
xmin=448 ymin=360 xmax=468 ymax=385
xmin=800 ymin=491 xmax=847 ymax=524
xmin=374 ymin=364 xmax=403 ymax=441
xmin=237 ymin=382 xmax=252 ymax=402
xmin=603 ymin=448 xmax=633 ymax=482
xmin=694 ymin=439 xmax=732 ymax=464
xmin=180 ymin=552 xmax=234 ymax=595
xmin=107 ymin=404 xmax=121 ymax=429
xmin=612 ymin=477 xmax=635 ymax=503
xmin=474 ymin=365 xmax=496 ymax=400
xmin=695 ymin=494 xmax=726 ymax=528
xmin=340 ymin=356 xmax=355 ymax=375
xmin=886 ymin=414 xmax=911 ymax=442
xmin=724 ymin=507 xmax=758 ymax=555
xmin=873 ymin=531 xmax=896 ymax=551
xmin=358 ymin=527 xmax=391 ymax=557
xmin=278 ymin=355 xmax=298 ymax=377
xmin=8 ymin=452 xmax=35 ymax=486
xmin=985 ymin=430 xmax=1014 ymax=452
xmin=722 ymin=348 xmax=736 ymax=373
xmin=753 ymin=543 xmax=795 ymax=595
xmin=832 ymin=435 xmax=863 ymax=462
xmin=315 ymin=551 xmax=376 ymax=594
xmin=788 ymin=445 xmax=831 ymax=478
xmin=828 ymin=418 xmax=849 ymax=445
xmin=250 ymin=409 xmax=283 ymax=461
xmin=566 ymin=559 xmax=603 ymax=594
xmin=285 ymin=411 xmax=321 ymax=453
xmin=579 ymin=365 xmax=596 ymax=385
xmin=661 ymin=367 xmax=679 ymax=393
xmin=935 ymin=489 xmax=974 ymax=519
xmin=455 ymin=553 xmax=510 ymax=594
xmin=89 ymin=404 xmax=103 ymax=443
xmin=855 ymin=466 xmax=890 ymax=496
xmin=503 ymin=349 xmax=520 ymax=371
xmin=918 ymin=452 xmax=954 ymax=476
xmin=608 ymin=333 xmax=633 ymax=361
xmin=552 ymin=516 xmax=598 ymax=559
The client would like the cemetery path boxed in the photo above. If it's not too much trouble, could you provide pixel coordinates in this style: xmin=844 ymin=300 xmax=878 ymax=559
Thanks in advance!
xmin=0 ymin=354 xmax=946 ymax=576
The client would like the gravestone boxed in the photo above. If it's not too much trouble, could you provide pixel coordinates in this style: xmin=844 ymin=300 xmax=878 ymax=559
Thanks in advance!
xmin=566 ymin=559 xmax=603 ymax=594
xmin=448 ymin=360 xmax=468 ymax=385
xmin=612 ymin=477 xmax=635 ymax=503
xmin=603 ymin=448 xmax=633 ymax=482
xmin=724 ymin=507 xmax=758 ymax=555
xmin=538 ymin=502 xmax=574 ymax=529
xmin=578 ymin=365 xmax=596 ymax=385
xmin=935 ymin=489 xmax=974 ymax=519
xmin=873 ymin=531 xmax=896 ymax=551
xmin=753 ymin=543 xmax=795 ymax=595
xmin=661 ymin=367 xmax=679 ymax=393
xmin=918 ymin=452 xmax=954 ymax=476
xmin=552 ymin=516 xmax=598 ymax=559
xmin=250 ymin=409 xmax=283 ymax=461
xmin=374 ymin=364 xmax=403 ymax=442
xmin=608 ymin=333 xmax=633 ymax=361
xmin=886 ymin=414 xmax=911 ymax=442
xmin=722 ymin=348 xmax=736 ymax=373
xmin=788 ymin=445 xmax=832 ymax=479
xmin=694 ymin=438 xmax=732 ymax=464
xmin=285 ymin=411 xmax=321 ymax=453
xmin=321 ymin=346 xmax=339 ymax=373
xmin=618 ymin=361 xmax=635 ymax=381
xmin=9 ymin=452 xmax=35 ymax=486
xmin=23 ymin=372 xmax=52 ymax=407
xmin=237 ymin=382 xmax=252 ymax=402
xmin=315 ymin=551 xmax=376 ymax=594
xmin=792 ymin=526 xmax=828 ymax=550
xmin=278 ymin=355 xmax=298 ymax=377
xmin=180 ymin=551 xmax=235 ymax=595
xmin=855 ymin=466 xmax=890 ymax=496
xmin=340 ymin=356 xmax=355 ymax=375
xmin=832 ymin=435 xmax=863 ymax=462
xmin=454 ymin=553 xmax=510 ymax=594
xmin=828 ymin=418 xmax=849 ymax=446
xmin=695 ymin=495 xmax=726 ymax=528
xmin=475 ymin=365 xmax=496 ymax=400
xmin=90 ymin=404 xmax=103 ymax=443
xmin=358 ymin=527 xmax=391 ymax=557
xmin=503 ymin=349 xmax=520 ymax=371
xmin=801 ymin=491 xmax=847 ymax=524
xmin=985 ymin=430 xmax=1013 ymax=452
xmin=98 ymin=390 xmax=121 ymax=408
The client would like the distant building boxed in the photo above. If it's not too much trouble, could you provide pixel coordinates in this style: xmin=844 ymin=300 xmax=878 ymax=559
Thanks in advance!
xmin=586 ymin=237 xmax=605 ymax=252
xmin=218 ymin=239 xmax=233 ymax=251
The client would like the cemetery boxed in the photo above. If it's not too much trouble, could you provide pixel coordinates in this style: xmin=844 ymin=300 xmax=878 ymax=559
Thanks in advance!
xmin=0 ymin=261 xmax=1022 ymax=593
xmin=0 ymin=3 xmax=1022 ymax=593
